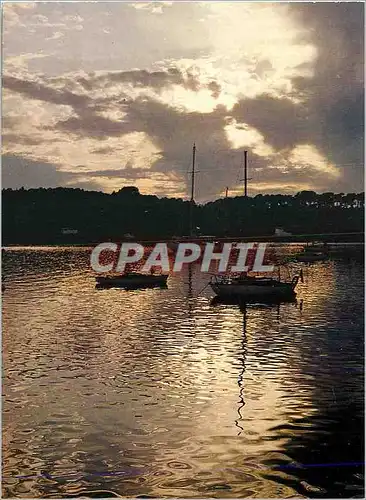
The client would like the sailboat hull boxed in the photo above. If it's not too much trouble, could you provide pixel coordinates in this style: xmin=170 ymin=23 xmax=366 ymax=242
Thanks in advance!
xmin=96 ymin=274 xmax=168 ymax=289
xmin=210 ymin=282 xmax=296 ymax=298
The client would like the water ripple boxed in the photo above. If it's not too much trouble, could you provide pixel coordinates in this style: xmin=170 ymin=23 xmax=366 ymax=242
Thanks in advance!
xmin=2 ymin=247 xmax=364 ymax=498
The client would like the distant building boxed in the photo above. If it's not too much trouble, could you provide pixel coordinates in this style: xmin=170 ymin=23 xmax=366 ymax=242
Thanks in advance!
xmin=62 ymin=228 xmax=78 ymax=235
xmin=274 ymin=227 xmax=292 ymax=237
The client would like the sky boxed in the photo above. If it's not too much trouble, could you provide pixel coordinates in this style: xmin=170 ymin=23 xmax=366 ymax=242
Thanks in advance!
xmin=2 ymin=1 xmax=364 ymax=201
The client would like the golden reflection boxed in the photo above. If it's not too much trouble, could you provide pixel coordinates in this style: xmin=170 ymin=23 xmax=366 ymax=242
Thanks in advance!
xmin=294 ymin=260 xmax=337 ymax=311
xmin=3 ymin=248 xmax=363 ymax=498
xmin=235 ymin=305 xmax=247 ymax=436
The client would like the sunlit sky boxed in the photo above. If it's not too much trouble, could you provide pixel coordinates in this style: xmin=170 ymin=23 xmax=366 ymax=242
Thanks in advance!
xmin=2 ymin=2 xmax=364 ymax=201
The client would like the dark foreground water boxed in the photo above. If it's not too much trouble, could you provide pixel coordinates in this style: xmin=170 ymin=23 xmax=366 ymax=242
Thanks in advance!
xmin=2 ymin=247 xmax=364 ymax=498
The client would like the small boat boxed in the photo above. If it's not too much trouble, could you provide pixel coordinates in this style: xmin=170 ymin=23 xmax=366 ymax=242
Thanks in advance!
xmin=209 ymin=273 xmax=301 ymax=299
xmin=296 ymin=243 xmax=329 ymax=262
xmin=296 ymin=252 xmax=326 ymax=262
xmin=96 ymin=273 xmax=168 ymax=289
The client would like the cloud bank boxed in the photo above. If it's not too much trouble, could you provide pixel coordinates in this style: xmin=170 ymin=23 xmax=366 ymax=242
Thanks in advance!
xmin=2 ymin=2 xmax=364 ymax=199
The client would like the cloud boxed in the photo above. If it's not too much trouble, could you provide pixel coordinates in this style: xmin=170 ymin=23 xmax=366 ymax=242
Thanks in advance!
xmin=2 ymin=154 xmax=102 ymax=191
xmin=289 ymin=2 xmax=364 ymax=186
xmin=80 ymin=67 xmax=200 ymax=93
xmin=2 ymin=2 xmax=363 ymax=199
xmin=2 ymin=74 xmax=93 ymax=112
xmin=87 ymin=166 xmax=149 ymax=180
xmin=207 ymin=80 xmax=221 ymax=99
xmin=91 ymin=146 xmax=115 ymax=155
xmin=2 ymin=67 xmax=212 ymax=140
xmin=2 ymin=133 xmax=46 ymax=146
xmin=3 ymin=3 xmax=37 ymax=29
xmin=52 ymin=113 xmax=131 ymax=139
xmin=46 ymin=31 xmax=64 ymax=41
xmin=46 ymin=88 xmax=342 ymax=198
xmin=231 ymin=93 xmax=309 ymax=152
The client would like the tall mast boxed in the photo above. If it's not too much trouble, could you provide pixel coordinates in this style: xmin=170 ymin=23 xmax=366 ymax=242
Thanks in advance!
xmin=189 ymin=143 xmax=196 ymax=236
xmin=244 ymin=150 xmax=248 ymax=197
xmin=191 ymin=143 xmax=196 ymax=202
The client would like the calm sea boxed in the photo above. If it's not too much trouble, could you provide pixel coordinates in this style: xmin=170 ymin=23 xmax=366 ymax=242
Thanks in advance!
xmin=2 ymin=246 xmax=364 ymax=498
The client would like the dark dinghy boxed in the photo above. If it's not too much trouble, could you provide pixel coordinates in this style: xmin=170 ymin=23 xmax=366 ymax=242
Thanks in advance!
xmin=96 ymin=273 xmax=168 ymax=290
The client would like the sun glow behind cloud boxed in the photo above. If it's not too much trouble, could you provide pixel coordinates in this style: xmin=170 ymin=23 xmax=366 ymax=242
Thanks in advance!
xmin=289 ymin=145 xmax=340 ymax=178
xmin=225 ymin=120 xmax=275 ymax=157
xmin=2 ymin=2 xmax=363 ymax=198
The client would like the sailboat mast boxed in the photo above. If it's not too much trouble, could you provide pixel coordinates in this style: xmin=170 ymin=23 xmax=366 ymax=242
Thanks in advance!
xmin=191 ymin=143 xmax=196 ymax=202
xmin=244 ymin=150 xmax=248 ymax=197
xmin=189 ymin=143 xmax=196 ymax=236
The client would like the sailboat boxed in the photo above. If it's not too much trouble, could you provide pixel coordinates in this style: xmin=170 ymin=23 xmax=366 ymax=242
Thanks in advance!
xmin=209 ymin=264 xmax=303 ymax=300
xmin=210 ymin=273 xmax=300 ymax=299
xmin=296 ymin=242 xmax=329 ymax=262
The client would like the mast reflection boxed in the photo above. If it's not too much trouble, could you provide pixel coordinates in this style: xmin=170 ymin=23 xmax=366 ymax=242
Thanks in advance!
xmin=210 ymin=295 xmax=298 ymax=435
xmin=185 ymin=263 xmax=194 ymax=318
xmin=236 ymin=303 xmax=247 ymax=435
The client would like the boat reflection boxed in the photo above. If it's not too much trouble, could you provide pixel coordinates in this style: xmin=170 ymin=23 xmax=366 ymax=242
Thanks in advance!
xmin=210 ymin=295 xmax=298 ymax=436
xmin=210 ymin=294 xmax=297 ymax=309
xmin=235 ymin=310 xmax=246 ymax=436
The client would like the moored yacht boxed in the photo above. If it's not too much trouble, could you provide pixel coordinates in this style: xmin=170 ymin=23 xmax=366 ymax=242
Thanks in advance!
xmin=210 ymin=272 xmax=302 ymax=299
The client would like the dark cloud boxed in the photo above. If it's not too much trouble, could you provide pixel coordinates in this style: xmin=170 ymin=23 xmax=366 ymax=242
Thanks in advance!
xmin=2 ymin=154 xmax=101 ymax=191
xmin=3 ymin=4 xmax=363 ymax=198
xmin=79 ymin=67 xmax=200 ymax=92
xmin=289 ymin=2 xmax=364 ymax=184
xmin=225 ymin=3 xmax=364 ymax=193
xmin=2 ymin=134 xmax=46 ymax=146
xmin=207 ymin=80 xmax=221 ymax=99
xmin=3 ymin=67 xmax=202 ymax=119
xmin=52 ymin=113 xmax=132 ymax=139
xmin=91 ymin=146 xmax=116 ymax=155
xmin=87 ymin=166 xmax=149 ymax=180
xmin=121 ymin=100 xmax=243 ymax=199
xmin=232 ymin=94 xmax=309 ymax=151
xmin=2 ymin=74 xmax=91 ymax=113
xmin=3 ymin=68 xmax=218 ymax=146
xmin=2 ymin=116 xmax=20 ymax=129
xmin=54 ymin=95 xmax=237 ymax=197
xmin=47 ymin=90 xmax=345 ymax=198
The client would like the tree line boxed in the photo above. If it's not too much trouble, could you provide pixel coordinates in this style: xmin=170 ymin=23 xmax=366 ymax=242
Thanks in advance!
xmin=2 ymin=187 xmax=364 ymax=244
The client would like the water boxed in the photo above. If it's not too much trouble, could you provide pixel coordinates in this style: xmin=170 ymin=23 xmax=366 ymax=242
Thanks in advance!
xmin=2 ymin=247 xmax=364 ymax=498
